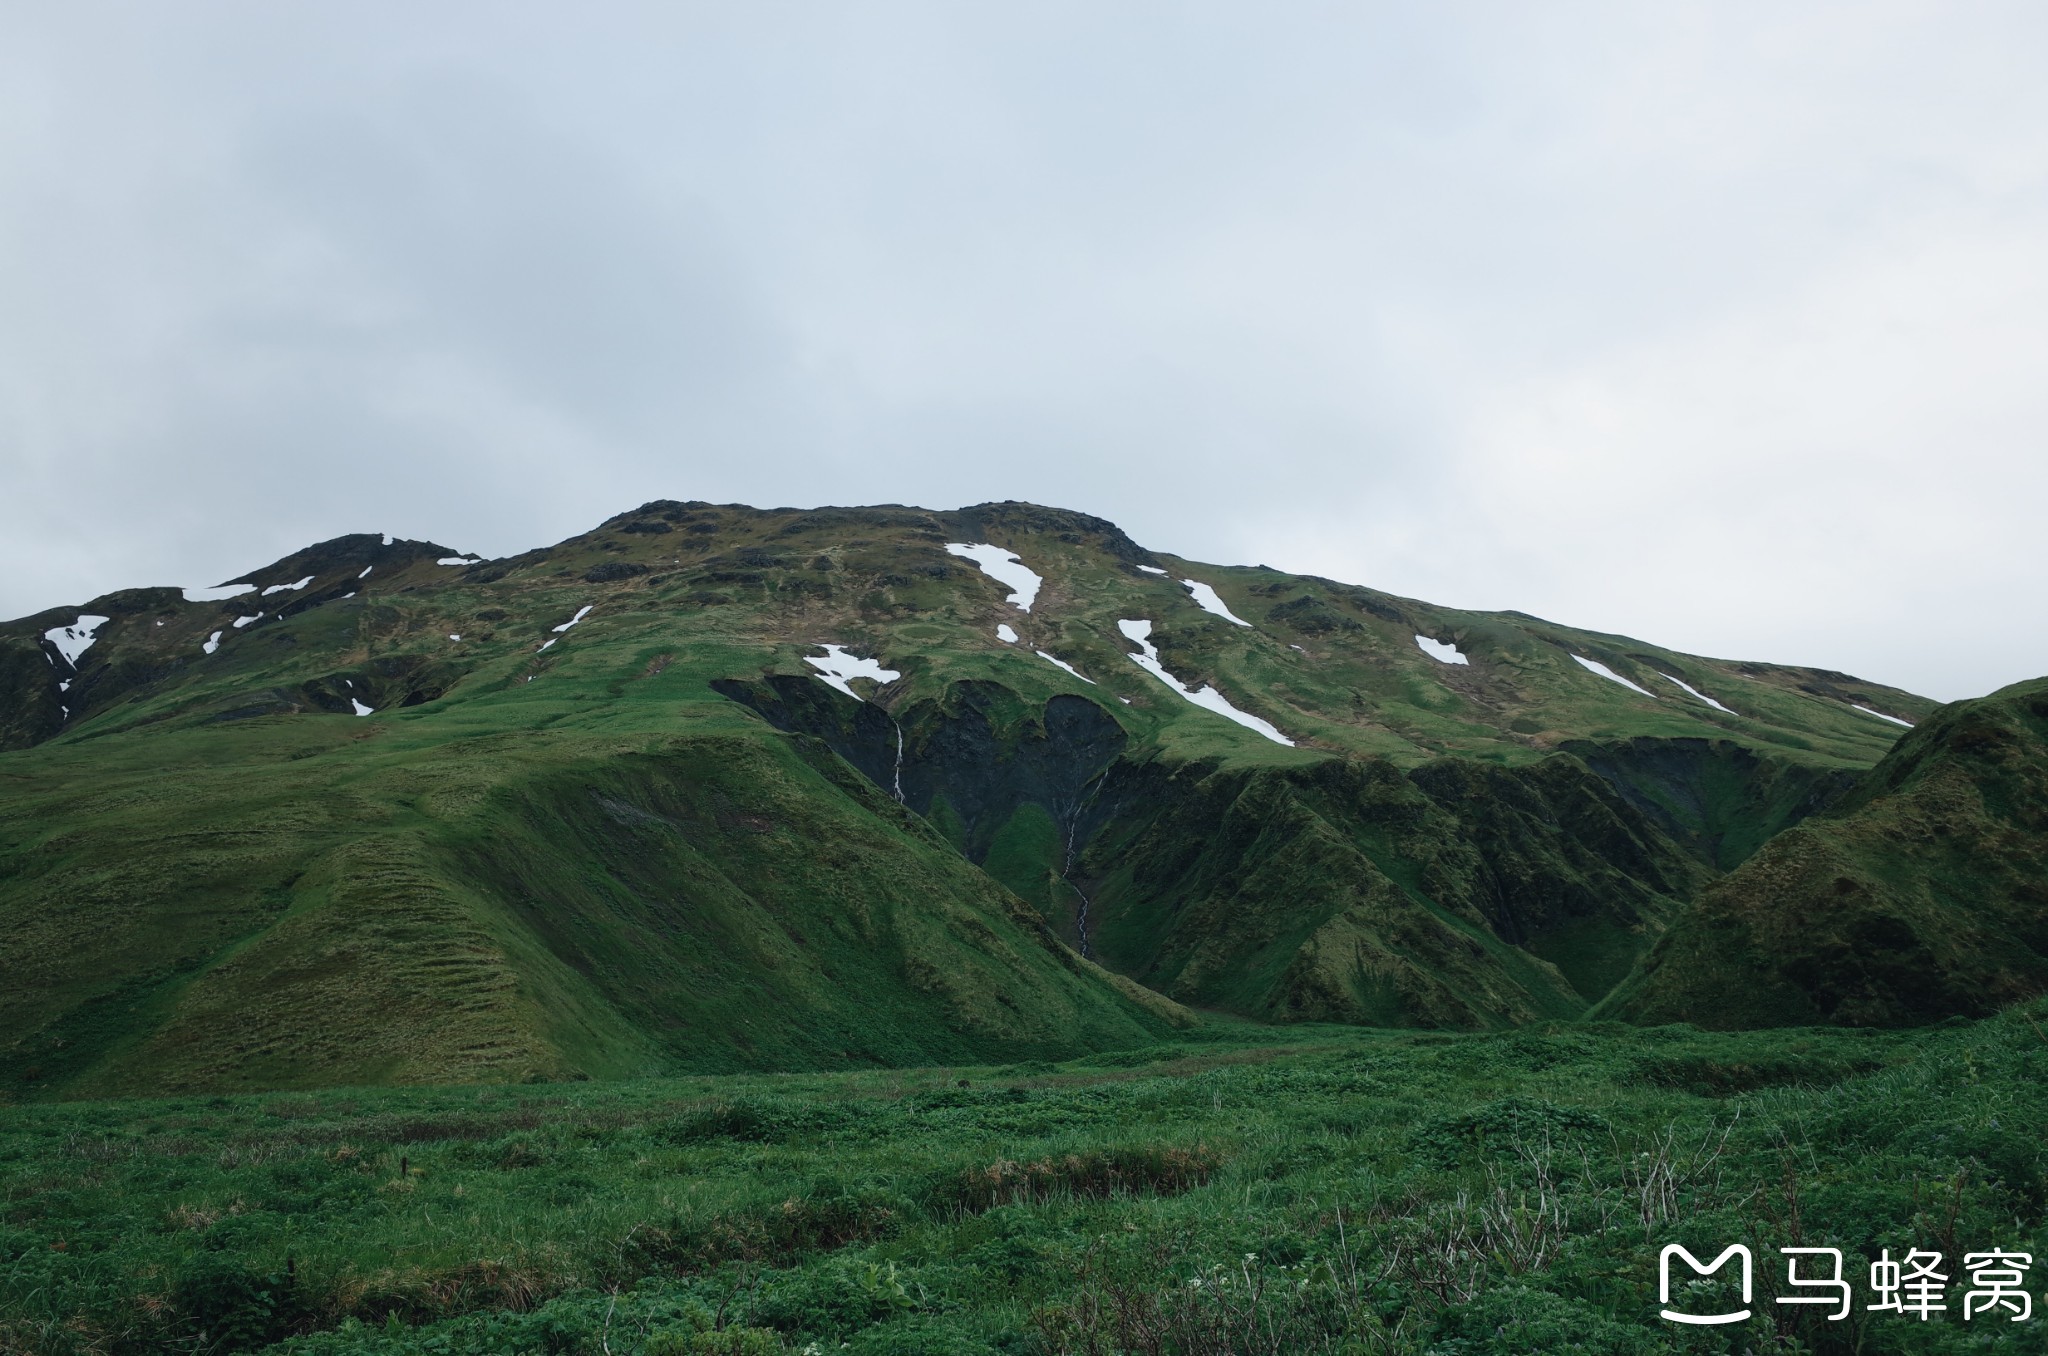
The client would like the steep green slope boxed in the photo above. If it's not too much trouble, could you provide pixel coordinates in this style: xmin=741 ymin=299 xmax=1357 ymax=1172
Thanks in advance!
xmin=1603 ymin=677 xmax=2048 ymax=1028
xmin=1074 ymin=753 xmax=1708 ymax=1027
xmin=0 ymin=499 xmax=1939 ymax=1094
xmin=0 ymin=712 xmax=1183 ymax=1099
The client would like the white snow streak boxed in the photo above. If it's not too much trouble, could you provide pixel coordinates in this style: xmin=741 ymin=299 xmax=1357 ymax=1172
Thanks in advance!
xmin=1117 ymin=619 xmax=1292 ymax=745
xmin=1572 ymin=654 xmax=1657 ymax=698
xmin=805 ymin=644 xmax=902 ymax=700
xmin=233 ymin=613 xmax=262 ymax=629
xmin=996 ymin=623 xmax=1019 ymax=644
xmin=945 ymin=543 xmax=1042 ymax=611
xmin=448 ymin=634 xmax=461 ymax=642
xmin=1660 ymin=672 xmax=1736 ymax=715
xmin=1179 ymin=579 xmax=1251 ymax=626
xmin=551 ymin=605 xmax=594 ymax=633
xmin=358 ymin=565 xmax=373 ymax=579
xmin=44 ymin=616 xmax=109 ymax=667
xmin=183 ymin=583 xmax=255 ymax=602
xmin=1852 ymin=703 xmax=1915 ymax=728
xmin=202 ymin=630 xmax=222 ymax=655
xmin=1415 ymin=635 xmax=1469 ymax=666
xmin=1035 ymin=651 xmax=1095 ymax=684
xmin=262 ymin=575 xmax=315 ymax=596
xmin=537 ymin=638 xmax=556 ymax=652
xmin=438 ymin=556 xmax=481 ymax=566
xmin=1137 ymin=565 xmax=1168 ymax=575
xmin=350 ymin=699 xmax=375 ymax=717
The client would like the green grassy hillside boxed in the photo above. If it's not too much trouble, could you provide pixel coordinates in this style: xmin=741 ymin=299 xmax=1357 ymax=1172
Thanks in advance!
xmin=1603 ymin=678 xmax=2048 ymax=1028
xmin=0 ymin=500 xmax=1943 ymax=1096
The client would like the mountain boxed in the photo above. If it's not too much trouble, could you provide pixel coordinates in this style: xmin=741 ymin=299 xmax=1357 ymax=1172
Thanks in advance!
xmin=0 ymin=500 xmax=1944 ymax=1097
xmin=1602 ymin=676 xmax=2048 ymax=1028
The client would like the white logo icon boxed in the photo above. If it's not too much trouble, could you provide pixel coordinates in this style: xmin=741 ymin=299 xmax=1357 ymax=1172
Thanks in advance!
xmin=1660 ymin=1244 xmax=1753 ymax=1325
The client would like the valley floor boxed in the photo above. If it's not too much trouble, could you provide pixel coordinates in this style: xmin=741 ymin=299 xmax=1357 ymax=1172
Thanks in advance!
xmin=5 ymin=1012 xmax=2047 ymax=1355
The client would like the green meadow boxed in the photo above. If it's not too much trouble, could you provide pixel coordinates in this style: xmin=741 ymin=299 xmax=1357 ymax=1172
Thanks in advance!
xmin=8 ymin=1009 xmax=2047 ymax=1355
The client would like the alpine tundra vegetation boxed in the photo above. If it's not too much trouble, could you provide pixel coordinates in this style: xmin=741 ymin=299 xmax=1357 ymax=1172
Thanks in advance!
xmin=2 ymin=499 xmax=2042 ymax=1354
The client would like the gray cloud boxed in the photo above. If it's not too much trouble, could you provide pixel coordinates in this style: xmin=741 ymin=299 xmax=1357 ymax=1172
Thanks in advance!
xmin=2 ymin=2 xmax=2045 ymax=700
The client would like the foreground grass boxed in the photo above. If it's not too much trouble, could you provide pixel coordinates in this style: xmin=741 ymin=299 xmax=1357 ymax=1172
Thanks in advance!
xmin=5 ymin=1012 xmax=2047 ymax=1355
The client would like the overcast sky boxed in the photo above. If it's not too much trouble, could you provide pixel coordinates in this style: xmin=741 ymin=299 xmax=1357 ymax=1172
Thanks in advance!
xmin=4 ymin=3 xmax=2045 ymax=702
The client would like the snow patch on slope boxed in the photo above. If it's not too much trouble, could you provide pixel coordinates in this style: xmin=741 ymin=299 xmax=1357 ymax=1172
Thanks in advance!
xmin=202 ymin=630 xmax=222 ymax=655
xmin=233 ymin=613 xmax=262 ymax=629
xmin=44 ymin=616 xmax=109 ymax=667
xmin=351 ymin=699 xmax=375 ymax=717
xmin=262 ymin=575 xmax=315 ymax=596
xmin=1137 ymin=565 xmax=1167 ymax=576
xmin=1852 ymin=703 xmax=1914 ymax=728
xmin=805 ymin=644 xmax=901 ymax=700
xmin=996 ymin=623 xmax=1018 ymax=644
xmin=1117 ymin=619 xmax=1291 ymax=745
xmin=1179 ymin=579 xmax=1251 ymax=626
xmin=1572 ymin=654 xmax=1657 ymax=698
xmin=183 ymin=583 xmax=255 ymax=603
xmin=1415 ymin=635 xmax=1468 ymax=666
xmin=945 ymin=543 xmax=1041 ymax=611
xmin=438 ymin=555 xmax=481 ymax=567
xmin=536 ymin=602 xmax=594 ymax=651
xmin=1035 ymin=651 xmax=1095 ymax=684
xmin=1660 ymin=672 xmax=1735 ymax=715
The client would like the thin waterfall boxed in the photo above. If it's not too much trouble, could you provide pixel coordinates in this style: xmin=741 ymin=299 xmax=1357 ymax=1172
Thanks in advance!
xmin=1058 ymin=765 xmax=1114 ymax=957
xmin=890 ymin=715 xmax=906 ymax=804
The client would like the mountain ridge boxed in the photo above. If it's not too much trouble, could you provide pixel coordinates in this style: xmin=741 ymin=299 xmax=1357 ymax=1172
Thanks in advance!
xmin=2 ymin=497 xmax=1995 ymax=1099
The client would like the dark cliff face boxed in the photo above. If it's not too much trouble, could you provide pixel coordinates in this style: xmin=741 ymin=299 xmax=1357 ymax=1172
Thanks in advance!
xmin=713 ymin=672 xmax=1715 ymax=1026
xmin=710 ymin=676 xmax=1128 ymax=865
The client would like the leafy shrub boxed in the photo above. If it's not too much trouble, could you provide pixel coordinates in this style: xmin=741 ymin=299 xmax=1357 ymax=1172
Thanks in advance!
xmin=1406 ymin=1097 xmax=1608 ymax=1167
xmin=658 ymin=1100 xmax=781 ymax=1144
xmin=750 ymin=1256 xmax=925 ymax=1338
xmin=645 ymin=1325 xmax=782 ymax=1354
xmin=170 ymin=1252 xmax=305 ymax=1353
xmin=1426 ymin=1282 xmax=1659 ymax=1355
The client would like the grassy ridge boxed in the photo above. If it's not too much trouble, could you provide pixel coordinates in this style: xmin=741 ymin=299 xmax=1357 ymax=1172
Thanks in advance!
xmin=1607 ymin=678 xmax=2048 ymax=1029
xmin=6 ymin=1012 xmax=2048 ymax=1354
xmin=0 ymin=500 xmax=1948 ymax=1097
